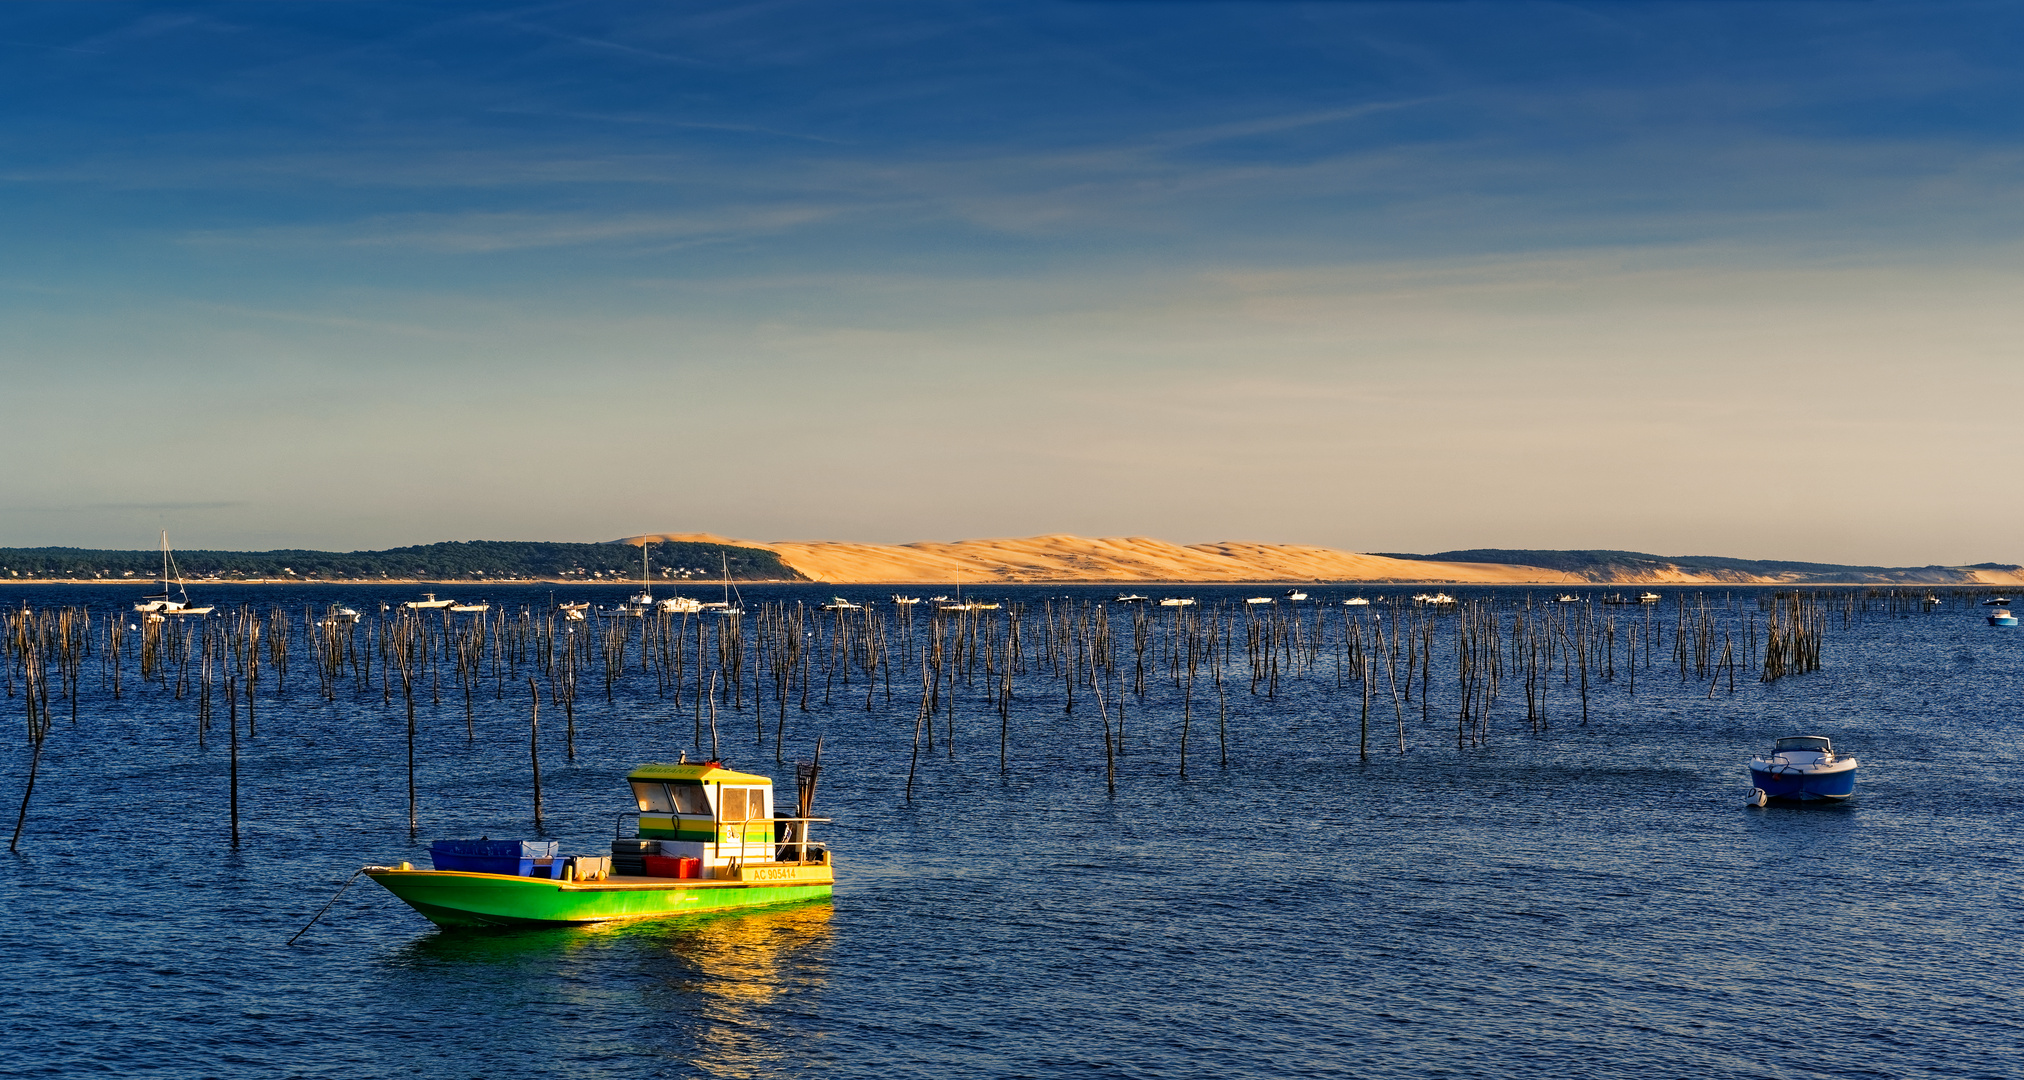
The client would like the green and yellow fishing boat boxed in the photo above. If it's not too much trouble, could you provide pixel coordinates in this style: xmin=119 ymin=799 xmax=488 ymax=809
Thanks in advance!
xmin=365 ymin=759 xmax=833 ymax=928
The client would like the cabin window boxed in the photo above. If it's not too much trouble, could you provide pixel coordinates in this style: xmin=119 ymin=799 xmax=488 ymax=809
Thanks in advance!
xmin=670 ymin=783 xmax=709 ymax=815
xmin=630 ymin=782 xmax=673 ymax=813
xmin=716 ymin=787 xmax=766 ymax=821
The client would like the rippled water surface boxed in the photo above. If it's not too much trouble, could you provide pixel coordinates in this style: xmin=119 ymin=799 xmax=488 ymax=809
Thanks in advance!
xmin=1 ymin=584 xmax=2018 ymax=1078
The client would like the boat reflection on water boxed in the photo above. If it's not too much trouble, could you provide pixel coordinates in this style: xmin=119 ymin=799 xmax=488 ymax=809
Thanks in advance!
xmin=634 ymin=901 xmax=836 ymax=1074
xmin=379 ymin=901 xmax=834 ymax=1073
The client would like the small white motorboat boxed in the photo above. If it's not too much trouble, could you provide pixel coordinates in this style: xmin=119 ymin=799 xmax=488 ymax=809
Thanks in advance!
xmin=1747 ymin=735 xmax=1860 ymax=804
xmin=1114 ymin=594 xmax=1149 ymax=604
xmin=404 ymin=593 xmax=456 ymax=610
xmin=658 ymin=596 xmax=703 ymax=614
xmin=1284 ymin=589 xmax=1308 ymax=601
xmin=1637 ymin=592 xmax=1661 ymax=604
xmin=820 ymin=598 xmax=865 ymax=612
xmin=1989 ymin=606 xmax=2018 ymax=627
xmin=1555 ymin=594 xmax=1580 ymax=603
xmin=449 ymin=602 xmax=490 ymax=614
xmin=1158 ymin=597 xmax=1197 ymax=607
xmin=1412 ymin=592 xmax=1457 ymax=606
xmin=890 ymin=595 xmax=921 ymax=606
xmin=1245 ymin=597 xmax=1274 ymax=605
xmin=1342 ymin=597 xmax=1371 ymax=606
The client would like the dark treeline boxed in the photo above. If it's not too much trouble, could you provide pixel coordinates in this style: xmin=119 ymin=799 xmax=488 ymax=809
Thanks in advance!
xmin=0 ymin=540 xmax=803 ymax=582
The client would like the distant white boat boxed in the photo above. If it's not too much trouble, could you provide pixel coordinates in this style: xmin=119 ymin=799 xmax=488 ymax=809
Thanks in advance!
xmin=1158 ymin=597 xmax=1197 ymax=607
xmin=1412 ymin=592 xmax=1457 ymax=606
xmin=610 ymin=539 xmax=701 ymax=616
xmin=404 ymin=593 xmax=455 ymax=610
xmin=820 ymin=598 xmax=865 ymax=612
xmin=1114 ymin=594 xmax=1149 ymax=604
xmin=316 ymin=604 xmax=361 ymax=628
xmin=890 ymin=595 xmax=921 ymax=606
xmin=1342 ymin=597 xmax=1371 ymax=606
xmin=703 ymin=554 xmax=745 ymax=616
xmin=1284 ymin=589 xmax=1308 ymax=601
xmin=1637 ymin=592 xmax=1661 ymax=604
xmin=449 ymin=602 xmax=490 ymax=614
xmin=134 ymin=531 xmax=214 ymax=616
xmin=1245 ymin=597 xmax=1274 ymax=605
xmin=1555 ymin=594 xmax=1581 ymax=604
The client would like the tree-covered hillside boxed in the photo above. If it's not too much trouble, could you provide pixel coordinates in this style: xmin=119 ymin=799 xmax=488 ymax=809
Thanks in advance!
xmin=0 ymin=540 xmax=804 ymax=582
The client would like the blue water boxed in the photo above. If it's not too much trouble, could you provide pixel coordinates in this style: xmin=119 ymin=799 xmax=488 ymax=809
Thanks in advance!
xmin=1 ymin=585 xmax=2018 ymax=1078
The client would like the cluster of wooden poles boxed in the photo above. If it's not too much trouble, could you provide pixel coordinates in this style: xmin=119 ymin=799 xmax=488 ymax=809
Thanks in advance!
xmin=3 ymin=586 xmax=1987 ymax=844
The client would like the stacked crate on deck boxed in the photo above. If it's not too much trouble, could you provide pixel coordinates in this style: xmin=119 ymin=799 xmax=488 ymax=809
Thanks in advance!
xmin=430 ymin=839 xmax=563 ymax=877
xmin=612 ymin=838 xmax=657 ymax=876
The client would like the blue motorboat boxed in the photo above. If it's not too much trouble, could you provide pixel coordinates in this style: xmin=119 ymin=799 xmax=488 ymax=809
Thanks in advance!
xmin=1988 ymin=606 xmax=2018 ymax=627
xmin=1747 ymin=735 xmax=1859 ymax=804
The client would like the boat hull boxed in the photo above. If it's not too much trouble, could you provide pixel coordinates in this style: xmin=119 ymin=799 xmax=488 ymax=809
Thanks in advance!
xmin=1748 ymin=763 xmax=1857 ymax=801
xmin=366 ymin=862 xmax=834 ymax=928
xmin=1989 ymin=616 xmax=2018 ymax=627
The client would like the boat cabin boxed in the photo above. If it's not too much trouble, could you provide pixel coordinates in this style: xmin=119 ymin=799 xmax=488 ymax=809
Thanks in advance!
xmin=629 ymin=762 xmax=773 ymax=841
xmin=626 ymin=761 xmax=799 ymax=877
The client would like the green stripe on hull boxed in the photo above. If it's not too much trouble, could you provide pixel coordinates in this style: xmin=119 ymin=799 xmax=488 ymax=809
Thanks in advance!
xmin=368 ymin=872 xmax=832 ymax=928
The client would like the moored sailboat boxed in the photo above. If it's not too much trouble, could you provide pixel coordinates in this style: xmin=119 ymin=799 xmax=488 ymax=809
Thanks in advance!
xmin=133 ymin=532 xmax=213 ymax=617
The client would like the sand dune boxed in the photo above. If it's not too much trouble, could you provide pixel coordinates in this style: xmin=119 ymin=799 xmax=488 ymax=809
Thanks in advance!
xmin=636 ymin=532 xmax=2024 ymax=585
xmin=638 ymin=532 xmax=1583 ymax=584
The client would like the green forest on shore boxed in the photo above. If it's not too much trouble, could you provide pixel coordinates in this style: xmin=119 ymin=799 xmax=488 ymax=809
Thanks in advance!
xmin=0 ymin=540 xmax=804 ymax=582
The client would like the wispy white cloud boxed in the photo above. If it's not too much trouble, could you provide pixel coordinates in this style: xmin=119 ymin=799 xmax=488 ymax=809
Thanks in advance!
xmin=177 ymin=204 xmax=840 ymax=253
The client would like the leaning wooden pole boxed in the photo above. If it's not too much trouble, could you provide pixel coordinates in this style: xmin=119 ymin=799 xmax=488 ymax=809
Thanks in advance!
xmin=9 ymin=658 xmax=45 ymax=852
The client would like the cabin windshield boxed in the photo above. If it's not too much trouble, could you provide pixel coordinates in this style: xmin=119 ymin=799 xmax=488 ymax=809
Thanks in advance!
xmin=631 ymin=782 xmax=673 ymax=813
xmin=669 ymin=783 xmax=709 ymax=815
xmin=1774 ymin=737 xmax=1832 ymax=753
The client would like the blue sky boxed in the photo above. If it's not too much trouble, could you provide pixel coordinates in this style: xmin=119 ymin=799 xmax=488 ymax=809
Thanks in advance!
xmin=3 ymin=2 xmax=2021 ymax=564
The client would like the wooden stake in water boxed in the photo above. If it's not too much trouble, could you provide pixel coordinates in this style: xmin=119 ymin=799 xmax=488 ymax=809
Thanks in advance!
xmin=228 ymin=674 xmax=240 ymax=848
xmin=527 ymin=677 xmax=543 ymax=830
xmin=9 ymin=650 xmax=47 ymax=852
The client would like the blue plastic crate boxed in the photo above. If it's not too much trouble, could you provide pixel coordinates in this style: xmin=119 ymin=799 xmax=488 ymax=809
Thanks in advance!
xmin=430 ymin=839 xmax=562 ymax=876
